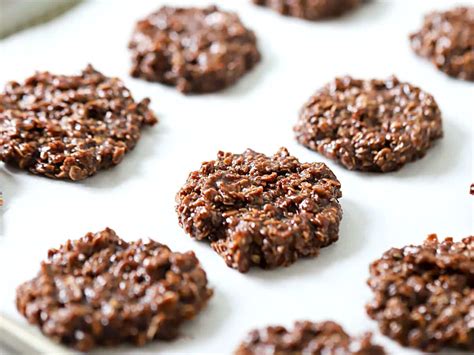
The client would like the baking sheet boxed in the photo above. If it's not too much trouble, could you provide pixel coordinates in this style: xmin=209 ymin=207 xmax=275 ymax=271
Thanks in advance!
xmin=0 ymin=0 xmax=473 ymax=353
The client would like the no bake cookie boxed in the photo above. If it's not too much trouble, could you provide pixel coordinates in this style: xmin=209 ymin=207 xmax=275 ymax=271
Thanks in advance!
xmin=176 ymin=148 xmax=342 ymax=273
xmin=129 ymin=6 xmax=260 ymax=93
xmin=410 ymin=7 xmax=474 ymax=81
xmin=236 ymin=320 xmax=386 ymax=354
xmin=0 ymin=65 xmax=157 ymax=181
xmin=16 ymin=228 xmax=212 ymax=351
xmin=366 ymin=235 xmax=473 ymax=351
xmin=251 ymin=0 xmax=361 ymax=20
xmin=295 ymin=76 xmax=443 ymax=172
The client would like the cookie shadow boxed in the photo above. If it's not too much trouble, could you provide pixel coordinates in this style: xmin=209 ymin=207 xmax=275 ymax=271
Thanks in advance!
xmin=338 ymin=0 xmax=389 ymax=25
xmin=0 ymin=166 xmax=19 ymax=236
xmin=155 ymin=287 xmax=231 ymax=353
xmin=391 ymin=119 xmax=466 ymax=179
xmin=90 ymin=287 xmax=230 ymax=354
xmin=81 ymin=125 xmax=164 ymax=189
xmin=247 ymin=198 xmax=366 ymax=282
xmin=220 ymin=45 xmax=277 ymax=97
xmin=0 ymin=124 xmax=162 ymax=190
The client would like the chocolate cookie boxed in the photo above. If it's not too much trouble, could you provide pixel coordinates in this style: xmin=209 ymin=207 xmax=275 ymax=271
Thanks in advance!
xmin=366 ymin=235 xmax=474 ymax=352
xmin=0 ymin=65 xmax=157 ymax=181
xmin=235 ymin=320 xmax=386 ymax=355
xmin=16 ymin=228 xmax=212 ymax=351
xmin=410 ymin=7 xmax=474 ymax=81
xmin=129 ymin=6 xmax=261 ymax=93
xmin=294 ymin=76 xmax=443 ymax=172
xmin=176 ymin=148 xmax=342 ymax=273
xmin=251 ymin=0 xmax=361 ymax=20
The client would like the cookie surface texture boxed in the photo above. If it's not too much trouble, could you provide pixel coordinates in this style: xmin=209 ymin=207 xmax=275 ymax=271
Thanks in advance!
xmin=0 ymin=65 xmax=157 ymax=181
xmin=176 ymin=147 xmax=342 ymax=273
xmin=252 ymin=0 xmax=361 ymax=20
xmin=294 ymin=76 xmax=443 ymax=172
xmin=235 ymin=320 xmax=386 ymax=355
xmin=129 ymin=6 xmax=261 ymax=93
xmin=410 ymin=7 xmax=474 ymax=81
xmin=366 ymin=235 xmax=473 ymax=351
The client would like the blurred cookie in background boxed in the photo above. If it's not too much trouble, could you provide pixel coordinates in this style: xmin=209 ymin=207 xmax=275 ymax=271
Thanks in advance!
xmin=410 ymin=7 xmax=474 ymax=81
xmin=129 ymin=6 xmax=261 ymax=94
xmin=251 ymin=0 xmax=362 ymax=20
xmin=236 ymin=320 xmax=386 ymax=355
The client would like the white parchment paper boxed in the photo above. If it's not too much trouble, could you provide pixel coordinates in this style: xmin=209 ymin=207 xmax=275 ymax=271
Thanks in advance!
xmin=0 ymin=0 xmax=473 ymax=353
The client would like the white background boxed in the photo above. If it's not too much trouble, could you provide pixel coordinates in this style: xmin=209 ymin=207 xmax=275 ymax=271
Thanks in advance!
xmin=0 ymin=0 xmax=473 ymax=354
